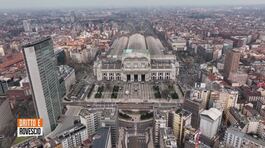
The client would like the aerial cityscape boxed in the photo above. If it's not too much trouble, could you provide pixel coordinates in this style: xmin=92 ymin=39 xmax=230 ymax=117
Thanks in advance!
xmin=0 ymin=0 xmax=265 ymax=148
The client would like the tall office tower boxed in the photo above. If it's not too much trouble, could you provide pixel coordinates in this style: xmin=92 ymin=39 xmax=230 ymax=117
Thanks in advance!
xmin=168 ymin=108 xmax=192 ymax=146
xmin=23 ymin=20 xmax=32 ymax=32
xmin=223 ymin=49 xmax=241 ymax=78
xmin=23 ymin=37 xmax=62 ymax=135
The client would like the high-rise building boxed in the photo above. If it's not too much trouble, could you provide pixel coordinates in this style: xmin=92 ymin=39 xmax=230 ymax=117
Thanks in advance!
xmin=199 ymin=108 xmax=222 ymax=139
xmin=23 ymin=20 xmax=32 ymax=32
xmin=223 ymin=49 xmax=241 ymax=78
xmin=153 ymin=109 xmax=168 ymax=147
xmin=168 ymin=108 xmax=192 ymax=146
xmin=23 ymin=37 xmax=62 ymax=135
xmin=79 ymin=109 xmax=100 ymax=136
xmin=183 ymin=98 xmax=204 ymax=129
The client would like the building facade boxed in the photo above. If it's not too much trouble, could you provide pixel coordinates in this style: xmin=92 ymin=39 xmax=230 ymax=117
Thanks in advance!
xmin=224 ymin=49 xmax=241 ymax=78
xmin=0 ymin=98 xmax=14 ymax=132
xmin=79 ymin=109 xmax=100 ymax=136
xmin=94 ymin=34 xmax=179 ymax=82
xmin=23 ymin=37 xmax=62 ymax=135
xmin=200 ymin=108 xmax=222 ymax=139
xmin=224 ymin=127 xmax=265 ymax=148
xmin=168 ymin=108 xmax=192 ymax=146
xmin=153 ymin=109 xmax=168 ymax=147
xmin=57 ymin=124 xmax=88 ymax=148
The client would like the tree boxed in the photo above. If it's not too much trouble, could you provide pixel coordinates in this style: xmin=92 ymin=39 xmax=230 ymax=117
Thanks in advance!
xmin=161 ymin=89 xmax=170 ymax=99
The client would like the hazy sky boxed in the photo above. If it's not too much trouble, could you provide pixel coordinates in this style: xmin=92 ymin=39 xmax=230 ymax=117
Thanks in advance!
xmin=1 ymin=0 xmax=265 ymax=9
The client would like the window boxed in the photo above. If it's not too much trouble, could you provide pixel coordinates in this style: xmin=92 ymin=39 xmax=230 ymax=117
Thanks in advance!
xmin=116 ymin=73 xmax=121 ymax=80
xmin=109 ymin=73 xmax=114 ymax=80
xmin=103 ymin=73 xmax=107 ymax=80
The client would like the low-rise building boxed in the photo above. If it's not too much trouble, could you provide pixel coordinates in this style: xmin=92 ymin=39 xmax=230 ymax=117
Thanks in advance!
xmin=159 ymin=127 xmax=177 ymax=148
xmin=224 ymin=127 xmax=265 ymax=148
xmin=168 ymin=36 xmax=187 ymax=51
xmin=56 ymin=123 xmax=88 ymax=148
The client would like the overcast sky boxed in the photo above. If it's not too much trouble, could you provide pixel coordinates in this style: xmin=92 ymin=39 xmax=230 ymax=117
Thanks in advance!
xmin=1 ymin=0 xmax=265 ymax=9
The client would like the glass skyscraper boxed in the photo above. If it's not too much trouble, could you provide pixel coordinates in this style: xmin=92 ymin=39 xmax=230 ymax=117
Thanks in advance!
xmin=23 ymin=37 xmax=62 ymax=135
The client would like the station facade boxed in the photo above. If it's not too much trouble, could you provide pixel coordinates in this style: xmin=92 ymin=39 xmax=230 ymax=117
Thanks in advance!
xmin=94 ymin=34 xmax=179 ymax=82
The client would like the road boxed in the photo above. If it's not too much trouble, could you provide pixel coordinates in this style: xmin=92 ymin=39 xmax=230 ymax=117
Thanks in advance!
xmin=63 ymin=100 xmax=181 ymax=110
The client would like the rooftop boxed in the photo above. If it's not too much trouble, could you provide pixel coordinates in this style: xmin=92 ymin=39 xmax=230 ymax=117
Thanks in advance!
xmin=175 ymin=108 xmax=192 ymax=117
xmin=108 ymin=33 xmax=165 ymax=57
xmin=79 ymin=108 xmax=98 ymax=118
xmin=200 ymin=108 xmax=222 ymax=121
xmin=23 ymin=36 xmax=51 ymax=48
xmin=57 ymin=123 xmax=86 ymax=140
xmin=127 ymin=34 xmax=146 ymax=50
xmin=92 ymin=127 xmax=111 ymax=148
xmin=227 ymin=127 xmax=265 ymax=146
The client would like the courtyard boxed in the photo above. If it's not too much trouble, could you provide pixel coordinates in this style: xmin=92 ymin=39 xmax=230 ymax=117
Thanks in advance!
xmin=88 ymin=81 xmax=182 ymax=100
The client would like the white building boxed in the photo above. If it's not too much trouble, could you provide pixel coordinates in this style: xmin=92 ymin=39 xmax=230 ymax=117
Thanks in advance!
xmin=199 ymin=108 xmax=222 ymax=139
xmin=57 ymin=124 xmax=88 ymax=148
xmin=79 ymin=109 xmax=100 ymax=136
xmin=78 ymin=106 xmax=118 ymax=148
xmin=0 ymin=45 xmax=5 ymax=56
xmin=94 ymin=34 xmax=179 ymax=82
xmin=168 ymin=36 xmax=187 ymax=51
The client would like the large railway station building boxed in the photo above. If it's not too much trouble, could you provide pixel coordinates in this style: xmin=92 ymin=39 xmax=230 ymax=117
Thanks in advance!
xmin=93 ymin=34 xmax=179 ymax=82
